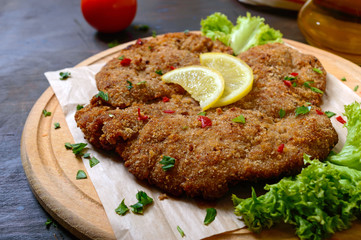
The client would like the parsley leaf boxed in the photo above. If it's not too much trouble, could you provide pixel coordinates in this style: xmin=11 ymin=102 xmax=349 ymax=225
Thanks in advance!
xmin=95 ymin=91 xmax=109 ymax=101
xmin=126 ymin=80 xmax=133 ymax=90
xmin=303 ymin=81 xmax=314 ymax=88
xmin=204 ymin=208 xmax=217 ymax=225
xmin=310 ymin=87 xmax=324 ymax=94
xmin=313 ymin=68 xmax=323 ymax=74
xmin=83 ymin=152 xmax=91 ymax=158
xmin=64 ymin=142 xmax=87 ymax=156
xmin=325 ymin=111 xmax=336 ymax=118
xmin=137 ymin=81 xmax=147 ymax=85
xmin=341 ymin=77 xmax=347 ymax=81
xmin=45 ymin=218 xmax=53 ymax=228
xmin=59 ymin=71 xmax=71 ymax=80
xmin=118 ymin=55 xmax=125 ymax=60
xmin=197 ymin=112 xmax=207 ymax=116
xmin=159 ymin=156 xmax=175 ymax=171
xmin=54 ymin=122 xmax=60 ymax=129
xmin=152 ymin=30 xmax=157 ymax=38
xmin=71 ymin=143 xmax=88 ymax=156
xmin=279 ymin=109 xmax=286 ymax=118
xmin=42 ymin=109 xmax=51 ymax=117
xmin=89 ymin=156 xmax=100 ymax=168
xmin=177 ymin=226 xmax=185 ymax=237
xmin=295 ymin=106 xmax=311 ymax=116
xmin=232 ymin=114 xmax=246 ymax=123
xmin=108 ymin=40 xmax=120 ymax=48
xmin=76 ymin=170 xmax=87 ymax=179
xmin=76 ymin=104 xmax=84 ymax=111
xmin=115 ymin=199 xmax=129 ymax=216
xmin=354 ymin=85 xmax=359 ymax=92
xmin=130 ymin=191 xmax=153 ymax=214
xmin=155 ymin=69 xmax=163 ymax=75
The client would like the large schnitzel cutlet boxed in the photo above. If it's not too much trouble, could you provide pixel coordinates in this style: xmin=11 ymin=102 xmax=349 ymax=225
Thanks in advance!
xmin=75 ymin=32 xmax=338 ymax=199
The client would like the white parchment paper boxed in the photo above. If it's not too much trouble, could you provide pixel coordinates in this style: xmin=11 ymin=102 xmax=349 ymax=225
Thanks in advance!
xmin=45 ymin=63 xmax=361 ymax=240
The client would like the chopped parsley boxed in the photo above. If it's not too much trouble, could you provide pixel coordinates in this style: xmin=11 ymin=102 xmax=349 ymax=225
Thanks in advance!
xmin=197 ymin=112 xmax=207 ymax=116
xmin=59 ymin=71 xmax=71 ymax=80
xmin=45 ymin=218 xmax=53 ymax=228
xmin=279 ymin=109 xmax=286 ymax=118
xmin=341 ymin=77 xmax=347 ymax=81
xmin=115 ymin=199 xmax=129 ymax=216
xmin=295 ymin=106 xmax=311 ymax=116
xmin=95 ymin=91 xmax=109 ymax=101
xmin=232 ymin=114 xmax=246 ymax=124
xmin=76 ymin=170 xmax=87 ymax=179
xmin=354 ymin=85 xmax=359 ymax=92
xmin=325 ymin=111 xmax=336 ymax=118
xmin=108 ymin=40 xmax=120 ymax=48
xmin=130 ymin=191 xmax=153 ymax=214
xmin=177 ymin=226 xmax=185 ymax=237
xmin=64 ymin=142 xmax=87 ymax=156
xmin=303 ymin=81 xmax=323 ymax=94
xmin=76 ymin=104 xmax=84 ymax=111
xmin=292 ymin=82 xmax=297 ymax=87
xmin=137 ymin=81 xmax=147 ymax=85
xmin=42 ymin=109 xmax=51 ymax=117
xmin=83 ymin=152 xmax=91 ymax=158
xmin=204 ymin=208 xmax=217 ymax=225
xmin=159 ymin=156 xmax=175 ymax=171
xmin=152 ymin=30 xmax=157 ymax=38
xmin=54 ymin=122 xmax=60 ymax=129
xmin=155 ymin=69 xmax=163 ymax=75
xmin=313 ymin=68 xmax=323 ymax=74
xmin=118 ymin=55 xmax=125 ymax=60
xmin=284 ymin=76 xmax=296 ymax=81
xmin=89 ymin=156 xmax=100 ymax=168
xmin=126 ymin=80 xmax=133 ymax=90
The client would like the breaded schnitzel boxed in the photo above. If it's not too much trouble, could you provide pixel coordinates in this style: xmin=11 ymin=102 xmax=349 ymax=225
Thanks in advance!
xmin=75 ymin=32 xmax=338 ymax=199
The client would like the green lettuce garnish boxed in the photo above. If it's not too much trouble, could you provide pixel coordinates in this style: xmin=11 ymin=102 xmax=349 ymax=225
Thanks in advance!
xmin=201 ymin=12 xmax=283 ymax=55
xmin=328 ymin=102 xmax=361 ymax=170
xmin=233 ymin=102 xmax=361 ymax=240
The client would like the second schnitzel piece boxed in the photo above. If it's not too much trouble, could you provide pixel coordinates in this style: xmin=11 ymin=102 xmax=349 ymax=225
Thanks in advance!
xmin=75 ymin=33 xmax=338 ymax=199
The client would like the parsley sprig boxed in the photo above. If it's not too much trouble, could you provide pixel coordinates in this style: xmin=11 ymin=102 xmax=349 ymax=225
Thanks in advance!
xmin=160 ymin=156 xmax=175 ymax=171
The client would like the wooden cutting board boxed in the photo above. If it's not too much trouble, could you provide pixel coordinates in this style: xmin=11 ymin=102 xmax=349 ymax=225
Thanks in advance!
xmin=21 ymin=38 xmax=361 ymax=240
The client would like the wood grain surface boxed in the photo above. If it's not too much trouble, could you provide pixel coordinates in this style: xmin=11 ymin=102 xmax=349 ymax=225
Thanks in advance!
xmin=21 ymin=38 xmax=361 ymax=240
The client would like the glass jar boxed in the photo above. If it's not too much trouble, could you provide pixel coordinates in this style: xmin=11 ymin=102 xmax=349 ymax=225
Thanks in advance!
xmin=298 ymin=0 xmax=361 ymax=65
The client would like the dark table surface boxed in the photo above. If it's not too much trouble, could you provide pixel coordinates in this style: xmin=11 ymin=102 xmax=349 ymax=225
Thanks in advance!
xmin=0 ymin=0 xmax=306 ymax=239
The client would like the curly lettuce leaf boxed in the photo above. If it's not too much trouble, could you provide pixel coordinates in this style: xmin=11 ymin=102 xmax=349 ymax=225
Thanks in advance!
xmin=230 ymin=13 xmax=283 ymax=54
xmin=328 ymin=102 xmax=361 ymax=170
xmin=200 ymin=12 xmax=233 ymax=46
xmin=233 ymin=154 xmax=361 ymax=240
xmin=200 ymin=12 xmax=283 ymax=55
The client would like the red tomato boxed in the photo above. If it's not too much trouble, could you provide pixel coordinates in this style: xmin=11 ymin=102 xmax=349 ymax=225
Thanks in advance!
xmin=81 ymin=0 xmax=137 ymax=33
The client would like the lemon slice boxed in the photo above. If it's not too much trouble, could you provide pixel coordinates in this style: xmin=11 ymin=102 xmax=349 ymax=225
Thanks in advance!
xmin=200 ymin=52 xmax=253 ymax=107
xmin=162 ymin=66 xmax=224 ymax=110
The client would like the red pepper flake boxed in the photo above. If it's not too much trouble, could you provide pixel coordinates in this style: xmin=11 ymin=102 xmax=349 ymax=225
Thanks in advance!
xmin=163 ymin=110 xmax=175 ymax=114
xmin=137 ymin=108 xmax=148 ymax=121
xmin=277 ymin=144 xmax=285 ymax=153
xmin=283 ymin=80 xmax=292 ymax=87
xmin=291 ymin=72 xmax=299 ymax=77
xmin=198 ymin=116 xmax=212 ymax=128
xmin=336 ymin=116 xmax=346 ymax=124
xmin=170 ymin=66 xmax=176 ymax=70
xmin=316 ymin=109 xmax=324 ymax=115
xmin=136 ymin=38 xmax=143 ymax=45
xmin=162 ymin=96 xmax=170 ymax=102
xmin=120 ymin=58 xmax=131 ymax=66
